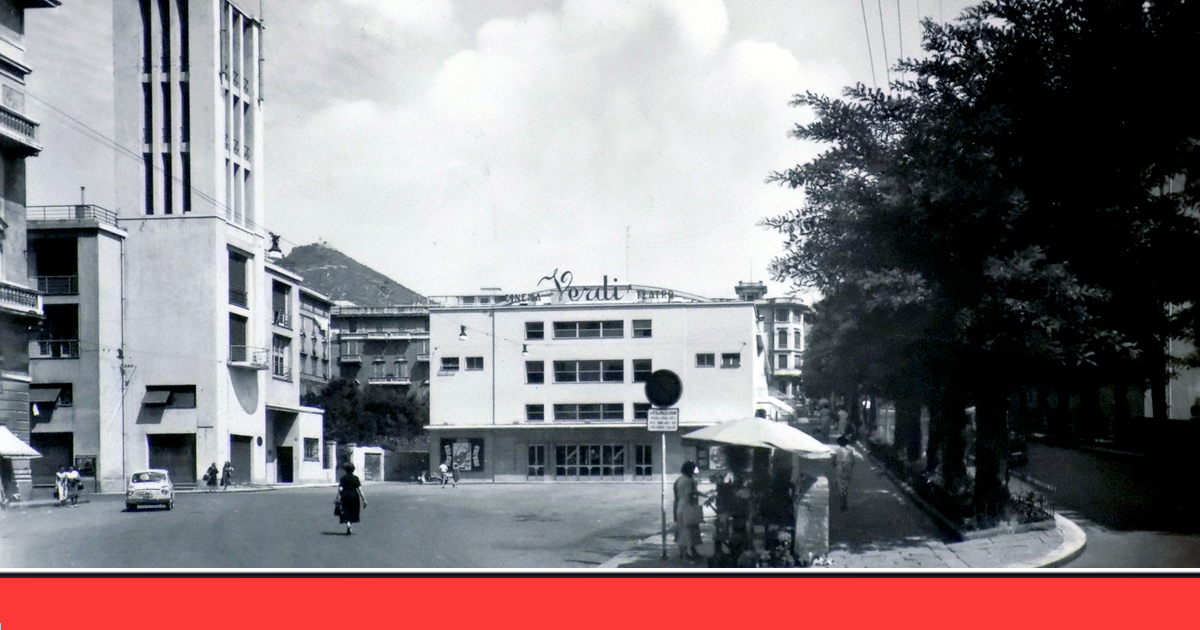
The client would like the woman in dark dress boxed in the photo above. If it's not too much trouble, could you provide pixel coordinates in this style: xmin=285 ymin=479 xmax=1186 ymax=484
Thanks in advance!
xmin=336 ymin=462 xmax=368 ymax=535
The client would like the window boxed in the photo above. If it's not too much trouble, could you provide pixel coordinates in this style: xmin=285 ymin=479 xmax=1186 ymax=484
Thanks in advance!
xmin=554 ymin=444 xmax=626 ymax=479
xmin=466 ymin=356 xmax=484 ymax=371
xmin=632 ymin=359 xmax=652 ymax=383
xmin=528 ymin=445 xmax=546 ymax=477
xmin=525 ymin=321 xmax=544 ymax=340
xmin=303 ymin=438 xmax=320 ymax=461
xmin=228 ymin=252 xmax=248 ymax=307
xmin=525 ymin=361 xmax=545 ymax=384
xmin=31 ymin=384 xmax=73 ymax=407
xmin=775 ymin=308 xmax=790 ymax=323
xmin=440 ymin=357 xmax=459 ymax=372
xmin=634 ymin=403 xmax=650 ymax=420
xmin=525 ymin=404 xmax=544 ymax=422
xmin=553 ymin=320 xmax=624 ymax=339
xmin=777 ymin=329 xmax=788 ymax=349
xmin=777 ymin=354 xmax=788 ymax=369
xmin=635 ymin=444 xmax=653 ymax=478
xmin=372 ymin=361 xmax=386 ymax=379
xmin=794 ymin=330 xmax=802 ymax=350
xmin=553 ymin=360 xmax=623 ymax=383
xmin=272 ymin=335 xmax=291 ymax=380
xmin=553 ymin=404 xmax=624 ymax=422
xmin=341 ymin=340 xmax=362 ymax=356
xmin=722 ymin=353 xmax=741 ymax=368
xmin=145 ymin=385 xmax=197 ymax=408
xmin=632 ymin=319 xmax=652 ymax=338
xmin=696 ymin=353 xmax=715 ymax=368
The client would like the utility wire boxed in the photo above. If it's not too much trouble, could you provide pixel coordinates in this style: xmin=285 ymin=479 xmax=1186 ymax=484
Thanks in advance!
xmin=877 ymin=0 xmax=892 ymax=87
xmin=859 ymin=0 xmax=879 ymax=90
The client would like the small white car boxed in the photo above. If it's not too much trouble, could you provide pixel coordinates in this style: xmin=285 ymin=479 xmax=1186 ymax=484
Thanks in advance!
xmin=126 ymin=469 xmax=174 ymax=511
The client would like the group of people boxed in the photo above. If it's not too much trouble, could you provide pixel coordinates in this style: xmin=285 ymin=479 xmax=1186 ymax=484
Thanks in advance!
xmin=54 ymin=465 xmax=82 ymax=507
xmin=203 ymin=461 xmax=235 ymax=491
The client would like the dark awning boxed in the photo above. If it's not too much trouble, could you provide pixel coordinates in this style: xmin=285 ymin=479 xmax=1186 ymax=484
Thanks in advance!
xmin=143 ymin=390 xmax=171 ymax=405
xmin=29 ymin=388 xmax=61 ymax=404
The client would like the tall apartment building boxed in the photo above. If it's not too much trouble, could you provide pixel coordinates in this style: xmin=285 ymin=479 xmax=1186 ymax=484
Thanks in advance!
xmin=333 ymin=305 xmax=431 ymax=390
xmin=735 ymin=282 xmax=812 ymax=408
xmin=0 ymin=0 xmax=59 ymax=502
xmin=23 ymin=0 xmax=328 ymax=491
xmin=428 ymin=280 xmax=759 ymax=482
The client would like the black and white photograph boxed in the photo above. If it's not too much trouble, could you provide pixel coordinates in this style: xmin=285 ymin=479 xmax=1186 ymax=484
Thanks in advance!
xmin=1 ymin=0 xmax=1198 ymax=571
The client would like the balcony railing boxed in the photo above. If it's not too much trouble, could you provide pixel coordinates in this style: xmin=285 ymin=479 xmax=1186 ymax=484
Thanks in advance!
xmin=0 ymin=103 xmax=40 ymax=154
xmin=229 ymin=288 xmax=248 ymax=308
xmin=37 ymin=276 xmax=79 ymax=296
xmin=26 ymin=204 xmax=119 ymax=228
xmin=273 ymin=309 xmax=292 ymax=329
xmin=32 ymin=340 xmax=79 ymax=359
xmin=416 ymin=353 xmax=430 ymax=362
xmin=338 ymin=354 xmax=362 ymax=364
xmin=0 ymin=282 xmax=41 ymax=315
xmin=228 ymin=345 xmax=269 ymax=369
xmin=368 ymin=375 xmax=411 ymax=386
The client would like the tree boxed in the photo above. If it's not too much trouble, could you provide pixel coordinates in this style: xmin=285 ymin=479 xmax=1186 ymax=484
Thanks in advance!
xmin=317 ymin=379 xmax=429 ymax=448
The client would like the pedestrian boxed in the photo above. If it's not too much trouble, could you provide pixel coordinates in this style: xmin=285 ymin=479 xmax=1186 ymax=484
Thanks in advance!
xmin=221 ymin=461 xmax=234 ymax=491
xmin=836 ymin=405 xmax=850 ymax=437
xmin=817 ymin=401 xmax=832 ymax=442
xmin=673 ymin=460 xmax=704 ymax=562
xmin=439 ymin=459 xmax=456 ymax=488
xmin=54 ymin=466 xmax=69 ymax=506
xmin=66 ymin=465 xmax=82 ymax=506
xmin=205 ymin=462 xmax=219 ymax=492
xmin=335 ymin=462 xmax=367 ymax=535
xmin=832 ymin=435 xmax=856 ymax=511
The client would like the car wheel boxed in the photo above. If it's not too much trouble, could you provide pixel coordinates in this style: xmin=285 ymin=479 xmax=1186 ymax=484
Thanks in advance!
xmin=126 ymin=503 xmax=136 ymax=511
xmin=165 ymin=500 xmax=173 ymax=510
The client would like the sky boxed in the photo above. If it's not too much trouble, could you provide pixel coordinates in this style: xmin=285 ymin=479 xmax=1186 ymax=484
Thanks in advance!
xmin=24 ymin=0 xmax=977 ymax=301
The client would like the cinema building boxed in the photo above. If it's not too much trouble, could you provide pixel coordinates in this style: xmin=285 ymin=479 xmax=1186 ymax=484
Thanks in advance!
xmin=427 ymin=277 xmax=759 ymax=482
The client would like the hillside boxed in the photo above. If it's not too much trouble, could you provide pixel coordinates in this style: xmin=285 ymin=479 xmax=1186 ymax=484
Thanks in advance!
xmin=277 ymin=242 xmax=428 ymax=307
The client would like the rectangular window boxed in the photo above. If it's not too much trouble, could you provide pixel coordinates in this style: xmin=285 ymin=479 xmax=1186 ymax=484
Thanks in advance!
xmin=228 ymin=252 xmax=247 ymax=307
xmin=776 ymin=308 xmax=790 ymax=323
xmin=525 ymin=361 xmax=544 ymax=384
xmin=777 ymin=354 xmax=788 ymax=369
xmin=525 ymin=321 xmax=544 ymax=340
xmin=721 ymin=353 xmax=741 ymax=368
xmin=696 ymin=353 xmax=715 ymax=368
xmin=465 ymin=356 xmax=484 ymax=371
xmin=341 ymin=340 xmax=362 ymax=356
xmin=632 ymin=359 xmax=652 ymax=383
xmin=272 ymin=335 xmax=291 ymax=380
xmin=553 ymin=320 xmax=624 ymax=339
xmin=794 ymin=330 xmax=802 ymax=350
xmin=440 ymin=357 xmax=459 ymax=372
xmin=528 ymin=445 xmax=546 ymax=477
xmin=181 ymin=151 xmax=191 ymax=213
xmin=635 ymin=444 xmax=654 ymax=478
xmin=554 ymin=444 xmax=626 ymax=479
xmin=634 ymin=403 xmax=650 ymax=420
xmin=31 ymin=383 xmax=73 ymax=407
xmin=303 ymin=438 xmax=320 ymax=462
xmin=145 ymin=385 xmax=196 ymax=408
xmin=143 ymin=152 xmax=154 ymax=214
xmin=632 ymin=319 xmax=652 ymax=338
xmin=525 ymin=404 xmax=545 ymax=422
xmin=602 ymin=360 xmax=624 ymax=382
xmin=552 ymin=360 xmax=622 ymax=383
xmin=777 ymin=329 xmax=788 ymax=349
xmin=161 ymin=82 xmax=171 ymax=143
xmin=552 ymin=403 xmax=623 ymax=422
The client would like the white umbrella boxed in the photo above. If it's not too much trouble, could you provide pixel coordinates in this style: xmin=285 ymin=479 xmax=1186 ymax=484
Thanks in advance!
xmin=0 ymin=425 xmax=41 ymax=458
xmin=682 ymin=416 xmax=833 ymax=460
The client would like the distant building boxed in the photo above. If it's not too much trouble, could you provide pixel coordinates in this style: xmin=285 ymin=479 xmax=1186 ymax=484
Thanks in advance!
xmin=735 ymin=282 xmax=813 ymax=410
xmin=0 ymin=0 xmax=59 ymax=502
xmin=333 ymin=305 xmax=431 ymax=393
xmin=297 ymin=286 xmax=333 ymax=405
xmin=427 ymin=278 xmax=758 ymax=482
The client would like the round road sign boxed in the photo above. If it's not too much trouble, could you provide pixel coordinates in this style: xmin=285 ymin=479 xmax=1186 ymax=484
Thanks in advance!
xmin=644 ymin=369 xmax=682 ymax=408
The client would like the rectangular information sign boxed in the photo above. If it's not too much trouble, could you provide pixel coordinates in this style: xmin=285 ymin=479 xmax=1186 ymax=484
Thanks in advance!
xmin=647 ymin=408 xmax=679 ymax=431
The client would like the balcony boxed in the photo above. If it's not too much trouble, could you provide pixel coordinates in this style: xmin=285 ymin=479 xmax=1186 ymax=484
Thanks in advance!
xmin=0 ymin=103 xmax=41 ymax=156
xmin=368 ymin=375 xmax=411 ymax=386
xmin=338 ymin=354 xmax=362 ymax=364
xmin=272 ymin=309 xmax=292 ymax=330
xmin=416 ymin=353 xmax=430 ymax=362
xmin=229 ymin=288 xmax=248 ymax=308
xmin=272 ymin=367 xmax=293 ymax=382
xmin=27 ymin=205 xmax=119 ymax=228
xmin=37 ymin=276 xmax=79 ymax=296
xmin=0 ymin=282 xmax=42 ymax=317
xmin=228 ymin=345 xmax=269 ymax=370
xmin=32 ymin=340 xmax=79 ymax=359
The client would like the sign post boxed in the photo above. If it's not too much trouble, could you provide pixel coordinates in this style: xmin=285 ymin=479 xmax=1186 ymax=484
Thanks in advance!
xmin=645 ymin=370 xmax=683 ymax=560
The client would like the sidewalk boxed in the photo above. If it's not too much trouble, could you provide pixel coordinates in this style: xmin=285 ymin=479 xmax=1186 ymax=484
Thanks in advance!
xmin=600 ymin=445 xmax=1086 ymax=570
xmin=3 ymin=481 xmax=338 ymax=510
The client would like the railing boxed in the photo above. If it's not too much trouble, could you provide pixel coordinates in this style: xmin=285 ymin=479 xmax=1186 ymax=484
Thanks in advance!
xmin=37 ymin=276 xmax=79 ymax=295
xmin=26 ymin=205 xmax=119 ymax=228
xmin=229 ymin=288 xmax=248 ymax=308
xmin=32 ymin=340 xmax=79 ymax=359
xmin=368 ymin=375 xmax=411 ymax=386
xmin=332 ymin=305 xmax=430 ymax=316
xmin=0 ymin=282 xmax=41 ymax=311
xmin=0 ymin=104 xmax=38 ymax=149
xmin=338 ymin=354 xmax=362 ymax=364
xmin=228 ymin=345 xmax=269 ymax=369
xmin=416 ymin=353 xmax=430 ymax=362
xmin=272 ymin=309 xmax=292 ymax=329
xmin=272 ymin=366 xmax=293 ymax=381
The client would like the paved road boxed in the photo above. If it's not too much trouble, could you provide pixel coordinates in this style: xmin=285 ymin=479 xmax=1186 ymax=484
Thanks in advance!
xmin=0 ymin=483 xmax=668 ymax=569
xmin=1016 ymin=442 xmax=1200 ymax=568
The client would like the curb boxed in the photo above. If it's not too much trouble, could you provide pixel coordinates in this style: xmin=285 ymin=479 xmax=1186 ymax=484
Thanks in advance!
xmin=1015 ymin=513 xmax=1087 ymax=569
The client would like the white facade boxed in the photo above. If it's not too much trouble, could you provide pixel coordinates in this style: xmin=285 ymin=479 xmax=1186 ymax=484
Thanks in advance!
xmin=428 ymin=283 xmax=758 ymax=482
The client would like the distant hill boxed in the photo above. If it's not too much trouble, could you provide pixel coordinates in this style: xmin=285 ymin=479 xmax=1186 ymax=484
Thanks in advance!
xmin=278 ymin=242 xmax=428 ymax=307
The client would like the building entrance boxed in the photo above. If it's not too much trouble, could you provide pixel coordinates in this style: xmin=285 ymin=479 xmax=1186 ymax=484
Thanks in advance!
xmin=276 ymin=446 xmax=293 ymax=483
xmin=30 ymin=432 xmax=72 ymax=486
xmin=230 ymin=435 xmax=252 ymax=484
xmin=554 ymin=444 xmax=626 ymax=480
xmin=148 ymin=433 xmax=196 ymax=484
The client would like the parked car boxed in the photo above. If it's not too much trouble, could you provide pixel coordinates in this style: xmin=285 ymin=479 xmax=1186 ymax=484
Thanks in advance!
xmin=126 ymin=469 xmax=174 ymax=511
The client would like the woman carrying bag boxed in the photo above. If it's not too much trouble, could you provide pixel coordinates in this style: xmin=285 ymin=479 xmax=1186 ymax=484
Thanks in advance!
xmin=335 ymin=462 xmax=368 ymax=535
xmin=673 ymin=461 xmax=704 ymax=562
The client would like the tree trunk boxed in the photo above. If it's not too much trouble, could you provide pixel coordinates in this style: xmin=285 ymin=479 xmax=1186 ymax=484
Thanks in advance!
xmin=925 ymin=386 xmax=944 ymax=476
xmin=1149 ymin=341 xmax=1169 ymax=422
xmin=939 ymin=383 xmax=968 ymax=496
xmin=895 ymin=396 xmax=923 ymax=467
xmin=972 ymin=386 xmax=1009 ymax=526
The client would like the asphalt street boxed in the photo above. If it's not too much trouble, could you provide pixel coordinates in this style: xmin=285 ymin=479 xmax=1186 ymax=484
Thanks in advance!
xmin=0 ymin=483 xmax=667 ymax=569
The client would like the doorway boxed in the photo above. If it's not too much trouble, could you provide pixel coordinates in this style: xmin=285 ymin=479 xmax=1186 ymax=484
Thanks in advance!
xmin=230 ymin=435 xmax=252 ymax=484
xmin=276 ymin=446 xmax=293 ymax=483
xmin=148 ymin=433 xmax=197 ymax=484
